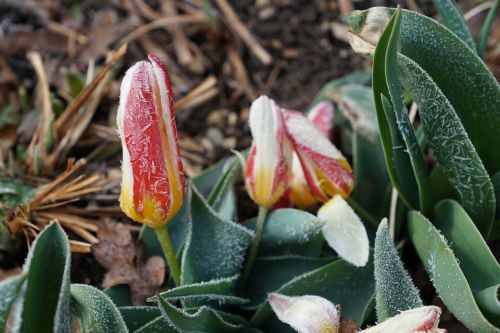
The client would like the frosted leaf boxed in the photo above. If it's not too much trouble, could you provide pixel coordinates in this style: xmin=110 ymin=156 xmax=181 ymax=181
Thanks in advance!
xmin=374 ymin=220 xmax=422 ymax=321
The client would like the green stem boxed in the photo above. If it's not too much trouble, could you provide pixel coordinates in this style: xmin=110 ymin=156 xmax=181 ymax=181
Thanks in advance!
xmin=239 ymin=206 xmax=268 ymax=290
xmin=154 ymin=226 xmax=181 ymax=287
xmin=345 ymin=197 xmax=380 ymax=227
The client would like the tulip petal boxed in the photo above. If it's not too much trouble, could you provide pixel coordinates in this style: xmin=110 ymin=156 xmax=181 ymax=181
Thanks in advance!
xmin=245 ymin=96 xmax=288 ymax=207
xmin=308 ymin=101 xmax=335 ymax=140
xmin=317 ymin=196 xmax=369 ymax=267
xmin=284 ymin=110 xmax=354 ymax=200
xmin=269 ymin=293 xmax=340 ymax=333
xmin=359 ymin=306 xmax=446 ymax=333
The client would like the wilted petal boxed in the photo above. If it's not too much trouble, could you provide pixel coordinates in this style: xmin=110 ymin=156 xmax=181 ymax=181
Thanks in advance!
xmin=360 ymin=306 xmax=446 ymax=333
xmin=117 ymin=53 xmax=185 ymax=228
xmin=284 ymin=110 xmax=354 ymax=201
xmin=269 ymin=293 xmax=340 ymax=333
xmin=308 ymin=101 xmax=335 ymax=140
xmin=245 ymin=96 xmax=289 ymax=207
xmin=317 ymin=196 xmax=369 ymax=267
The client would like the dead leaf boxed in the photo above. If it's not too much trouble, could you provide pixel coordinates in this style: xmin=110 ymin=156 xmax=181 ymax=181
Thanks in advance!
xmin=92 ymin=220 xmax=165 ymax=305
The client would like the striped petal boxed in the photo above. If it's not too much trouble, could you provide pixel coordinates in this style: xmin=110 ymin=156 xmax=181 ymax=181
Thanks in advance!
xmin=284 ymin=110 xmax=354 ymax=201
xmin=308 ymin=101 xmax=335 ymax=139
xmin=245 ymin=96 xmax=288 ymax=207
xmin=117 ymin=54 xmax=185 ymax=228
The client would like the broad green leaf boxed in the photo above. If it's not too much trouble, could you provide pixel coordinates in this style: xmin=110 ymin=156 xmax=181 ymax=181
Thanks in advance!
xmin=432 ymin=0 xmax=475 ymax=49
xmin=0 ymin=274 xmax=25 ymax=332
xmin=156 ymin=296 xmax=258 ymax=332
xmin=250 ymin=257 xmax=375 ymax=330
xmin=383 ymin=9 xmax=431 ymax=214
xmin=398 ymin=54 xmax=495 ymax=236
xmin=70 ymin=284 xmax=127 ymax=333
xmin=104 ymin=285 xmax=131 ymax=307
xmin=207 ymin=157 xmax=240 ymax=220
xmin=244 ymin=256 xmax=333 ymax=309
xmin=192 ymin=158 xmax=228 ymax=197
xmin=133 ymin=316 xmax=172 ymax=333
xmin=476 ymin=285 xmax=500 ymax=327
xmin=493 ymin=172 xmax=500 ymax=220
xmin=64 ymin=70 xmax=85 ymax=98
xmin=372 ymin=12 xmax=418 ymax=209
xmin=434 ymin=199 xmax=500 ymax=324
xmin=119 ymin=306 xmax=161 ymax=332
xmin=478 ymin=0 xmax=499 ymax=58
xmin=17 ymin=222 xmax=71 ymax=333
xmin=374 ymin=220 xmax=422 ymax=321
xmin=153 ymin=275 xmax=246 ymax=305
xmin=408 ymin=211 xmax=500 ymax=332
xmin=309 ymin=71 xmax=371 ymax=108
xmin=395 ymin=8 xmax=500 ymax=174
xmin=245 ymin=209 xmax=324 ymax=256
xmin=0 ymin=177 xmax=35 ymax=210
xmin=181 ymin=184 xmax=253 ymax=285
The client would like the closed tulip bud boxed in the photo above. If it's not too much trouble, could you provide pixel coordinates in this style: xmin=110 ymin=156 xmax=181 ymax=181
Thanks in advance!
xmin=245 ymin=95 xmax=289 ymax=207
xmin=284 ymin=110 xmax=354 ymax=202
xmin=117 ymin=54 xmax=185 ymax=228
xmin=359 ymin=306 xmax=447 ymax=333
xmin=288 ymin=102 xmax=334 ymax=208
xmin=269 ymin=293 xmax=340 ymax=333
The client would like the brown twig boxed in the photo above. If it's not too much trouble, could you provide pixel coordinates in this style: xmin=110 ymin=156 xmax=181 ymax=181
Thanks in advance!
xmin=228 ymin=47 xmax=256 ymax=100
xmin=215 ymin=0 xmax=272 ymax=65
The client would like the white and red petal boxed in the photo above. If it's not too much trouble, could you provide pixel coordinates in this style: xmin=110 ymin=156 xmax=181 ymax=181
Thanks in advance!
xmin=284 ymin=110 xmax=354 ymax=200
xmin=245 ymin=96 xmax=288 ymax=207
xmin=307 ymin=101 xmax=335 ymax=140
xmin=360 ymin=306 xmax=446 ymax=333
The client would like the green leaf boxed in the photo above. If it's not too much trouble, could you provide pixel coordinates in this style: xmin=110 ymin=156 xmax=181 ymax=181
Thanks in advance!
xmin=476 ymin=284 xmax=500 ymax=327
xmin=181 ymin=184 xmax=253 ymax=285
xmin=64 ymin=70 xmax=85 ymax=98
xmin=493 ymin=172 xmax=500 ymax=221
xmin=207 ymin=157 xmax=240 ymax=220
xmin=408 ymin=211 xmax=500 ymax=332
xmin=119 ymin=306 xmax=161 ymax=332
xmin=372 ymin=11 xmax=418 ymax=209
xmin=153 ymin=275 xmax=246 ymax=305
xmin=383 ymin=8 xmax=431 ymax=214
xmin=374 ymin=220 xmax=422 ymax=321
xmin=398 ymin=54 xmax=496 ymax=236
xmin=250 ymin=257 xmax=375 ymax=330
xmin=0 ymin=177 xmax=35 ymax=210
xmin=309 ymin=71 xmax=371 ymax=108
xmin=192 ymin=158 xmax=228 ymax=197
xmin=244 ymin=256 xmax=333 ymax=309
xmin=478 ymin=0 xmax=499 ymax=58
xmin=432 ymin=0 xmax=475 ymax=49
xmin=156 ymin=296 xmax=258 ymax=332
xmin=70 ymin=284 xmax=127 ymax=333
xmin=17 ymin=222 xmax=71 ymax=333
xmin=133 ymin=316 xmax=173 ymax=333
xmin=433 ymin=199 xmax=500 ymax=325
xmin=395 ymin=8 xmax=500 ymax=174
xmin=245 ymin=209 xmax=324 ymax=256
xmin=0 ymin=274 xmax=26 ymax=332
xmin=104 ymin=285 xmax=131 ymax=307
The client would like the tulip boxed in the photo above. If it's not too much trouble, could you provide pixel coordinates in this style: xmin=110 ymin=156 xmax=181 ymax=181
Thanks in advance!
xmin=284 ymin=110 xmax=354 ymax=202
xmin=245 ymin=95 xmax=289 ymax=208
xmin=117 ymin=53 xmax=184 ymax=286
xmin=360 ymin=306 xmax=447 ymax=333
xmin=317 ymin=195 xmax=369 ymax=267
xmin=269 ymin=293 xmax=340 ymax=333
xmin=240 ymin=95 xmax=290 ymax=290
xmin=288 ymin=102 xmax=335 ymax=207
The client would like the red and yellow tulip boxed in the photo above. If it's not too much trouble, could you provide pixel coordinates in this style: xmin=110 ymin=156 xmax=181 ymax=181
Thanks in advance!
xmin=117 ymin=54 xmax=185 ymax=228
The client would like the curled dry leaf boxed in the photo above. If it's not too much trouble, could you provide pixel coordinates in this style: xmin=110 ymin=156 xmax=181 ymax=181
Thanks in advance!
xmin=92 ymin=220 xmax=165 ymax=304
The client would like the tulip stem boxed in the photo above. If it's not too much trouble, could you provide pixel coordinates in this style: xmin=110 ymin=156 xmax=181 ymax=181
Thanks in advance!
xmin=154 ymin=226 xmax=181 ymax=287
xmin=239 ymin=205 xmax=268 ymax=291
